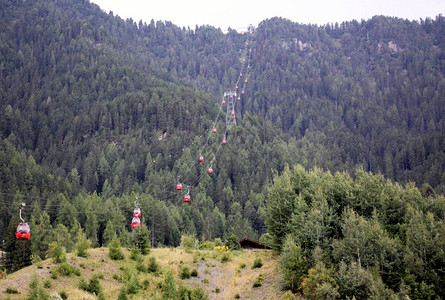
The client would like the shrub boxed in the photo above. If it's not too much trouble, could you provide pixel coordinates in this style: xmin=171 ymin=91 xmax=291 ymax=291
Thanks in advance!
xmin=48 ymin=242 xmax=67 ymax=264
xmin=142 ymin=279 xmax=150 ymax=289
xmin=221 ymin=253 xmax=231 ymax=263
xmin=180 ymin=234 xmax=197 ymax=251
xmin=136 ymin=263 xmax=146 ymax=273
xmin=252 ymin=258 xmax=263 ymax=269
xmin=6 ymin=287 xmax=19 ymax=294
xmin=253 ymin=274 xmax=264 ymax=288
xmin=162 ymin=271 xmax=177 ymax=299
xmin=191 ymin=268 xmax=198 ymax=277
xmin=225 ymin=234 xmax=241 ymax=250
xmin=79 ymin=274 xmax=102 ymax=295
xmin=280 ymin=235 xmax=307 ymax=292
xmin=43 ymin=279 xmax=51 ymax=288
xmin=27 ymin=274 xmax=49 ymax=300
xmin=335 ymin=261 xmax=387 ymax=299
xmin=180 ymin=266 xmax=191 ymax=279
xmin=125 ymin=275 xmax=140 ymax=294
xmin=302 ymin=263 xmax=339 ymax=300
xmin=234 ymin=293 xmax=241 ymax=299
xmin=131 ymin=225 xmax=151 ymax=255
xmin=57 ymin=263 xmax=81 ymax=277
xmin=281 ymin=290 xmax=295 ymax=300
xmin=109 ymin=237 xmax=124 ymax=260
xmin=75 ymin=234 xmax=91 ymax=258
xmin=147 ymin=256 xmax=160 ymax=273
xmin=59 ymin=291 xmax=68 ymax=300
xmin=178 ymin=284 xmax=208 ymax=299
xmin=117 ymin=288 xmax=128 ymax=300
xmin=199 ymin=241 xmax=215 ymax=250
xmin=214 ymin=238 xmax=223 ymax=247
xmin=130 ymin=248 xmax=141 ymax=260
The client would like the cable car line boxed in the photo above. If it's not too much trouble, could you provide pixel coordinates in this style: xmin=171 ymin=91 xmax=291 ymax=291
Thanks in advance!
xmin=171 ymin=26 xmax=255 ymax=202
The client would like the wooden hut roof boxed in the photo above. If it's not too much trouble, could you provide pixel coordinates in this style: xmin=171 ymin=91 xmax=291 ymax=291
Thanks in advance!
xmin=239 ymin=238 xmax=272 ymax=250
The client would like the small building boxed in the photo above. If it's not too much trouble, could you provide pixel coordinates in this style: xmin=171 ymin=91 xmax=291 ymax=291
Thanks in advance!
xmin=239 ymin=238 xmax=272 ymax=251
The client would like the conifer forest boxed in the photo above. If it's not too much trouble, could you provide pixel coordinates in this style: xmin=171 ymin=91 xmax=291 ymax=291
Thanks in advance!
xmin=0 ymin=0 xmax=444 ymax=298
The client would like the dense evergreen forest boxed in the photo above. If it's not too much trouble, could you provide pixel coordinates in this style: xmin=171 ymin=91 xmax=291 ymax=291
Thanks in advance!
xmin=0 ymin=0 xmax=444 ymax=298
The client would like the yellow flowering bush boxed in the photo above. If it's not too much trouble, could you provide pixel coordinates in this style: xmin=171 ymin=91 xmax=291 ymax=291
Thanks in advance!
xmin=213 ymin=245 xmax=230 ymax=252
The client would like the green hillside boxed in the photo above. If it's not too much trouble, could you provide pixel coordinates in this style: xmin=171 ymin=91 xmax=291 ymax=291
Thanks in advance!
xmin=0 ymin=0 xmax=444 ymax=298
xmin=0 ymin=247 xmax=282 ymax=300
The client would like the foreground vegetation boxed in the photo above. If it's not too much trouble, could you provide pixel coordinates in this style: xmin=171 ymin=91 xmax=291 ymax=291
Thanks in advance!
xmin=1 ymin=0 xmax=445 ymax=298
xmin=266 ymin=165 xmax=445 ymax=299
xmin=0 ymin=246 xmax=281 ymax=300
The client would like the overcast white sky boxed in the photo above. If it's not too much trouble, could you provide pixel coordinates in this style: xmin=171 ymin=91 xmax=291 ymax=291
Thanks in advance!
xmin=90 ymin=0 xmax=445 ymax=31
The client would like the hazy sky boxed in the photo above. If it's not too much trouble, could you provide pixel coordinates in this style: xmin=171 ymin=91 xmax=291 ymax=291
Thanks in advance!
xmin=90 ymin=0 xmax=445 ymax=31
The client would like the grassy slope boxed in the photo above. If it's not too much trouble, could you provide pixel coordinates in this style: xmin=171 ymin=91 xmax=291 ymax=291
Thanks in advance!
xmin=0 ymin=247 xmax=285 ymax=299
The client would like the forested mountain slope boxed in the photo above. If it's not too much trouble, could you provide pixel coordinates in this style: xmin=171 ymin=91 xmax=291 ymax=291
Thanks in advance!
xmin=0 ymin=0 xmax=297 ymax=254
xmin=1 ymin=1 xmax=445 ymax=196
xmin=1 ymin=0 xmax=444 ymax=298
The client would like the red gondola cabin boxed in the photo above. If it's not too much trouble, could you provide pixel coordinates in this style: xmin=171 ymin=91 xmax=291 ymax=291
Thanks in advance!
xmin=199 ymin=155 xmax=204 ymax=162
xmin=16 ymin=223 xmax=30 ymax=240
xmin=222 ymin=139 xmax=226 ymax=145
xmin=184 ymin=194 xmax=191 ymax=202
xmin=131 ymin=217 xmax=141 ymax=228
xmin=176 ymin=183 xmax=183 ymax=190
xmin=212 ymin=128 xmax=217 ymax=133
xmin=208 ymin=167 xmax=213 ymax=174
xmin=133 ymin=207 xmax=141 ymax=217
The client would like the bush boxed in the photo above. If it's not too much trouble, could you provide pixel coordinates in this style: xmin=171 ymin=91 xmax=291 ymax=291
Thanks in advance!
xmin=178 ymin=284 xmax=208 ymax=300
xmin=335 ymin=261 xmax=387 ymax=299
xmin=280 ymin=235 xmax=307 ymax=292
xmin=79 ymin=274 xmax=102 ymax=295
xmin=59 ymin=291 xmax=68 ymax=300
xmin=131 ymin=225 xmax=151 ymax=255
xmin=147 ymin=256 xmax=160 ymax=273
xmin=142 ymin=279 xmax=150 ymax=289
xmin=221 ymin=253 xmax=231 ymax=263
xmin=180 ymin=234 xmax=197 ymax=251
xmin=225 ymin=234 xmax=241 ymax=250
xmin=180 ymin=266 xmax=191 ymax=279
xmin=109 ymin=237 xmax=124 ymax=260
xmin=252 ymin=258 xmax=263 ymax=269
xmin=117 ymin=288 xmax=128 ymax=300
xmin=191 ymin=268 xmax=198 ymax=277
xmin=198 ymin=241 xmax=215 ymax=250
xmin=27 ymin=274 xmax=49 ymax=300
xmin=214 ymin=238 xmax=223 ymax=247
xmin=302 ymin=263 xmax=339 ymax=299
xmin=43 ymin=279 xmax=51 ymax=288
xmin=136 ymin=263 xmax=146 ymax=273
xmin=75 ymin=234 xmax=91 ymax=258
xmin=6 ymin=287 xmax=19 ymax=294
xmin=253 ymin=274 xmax=264 ymax=288
xmin=130 ymin=248 xmax=142 ymax=260
xmin=162 ymin=271 xmax=177 ymax=299
xmin=125 ymin=275 xmax=140 ymax=295
xmin=57 ymin=263 xmax=81 ymax=277
xmin=48 ymin=242 xmax=67 ymax=264
xmin=281 ymin=290 xmax=295 ymax=300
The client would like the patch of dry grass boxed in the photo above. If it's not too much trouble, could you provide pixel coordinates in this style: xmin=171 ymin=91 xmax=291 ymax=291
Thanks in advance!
xmin=0 ymin=247 xmax=285 ymax=300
